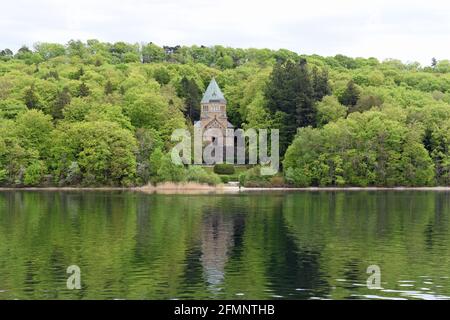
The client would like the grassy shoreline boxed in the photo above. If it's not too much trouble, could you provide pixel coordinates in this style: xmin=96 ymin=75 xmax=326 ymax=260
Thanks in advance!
xmin=0 ymin=184 xmax=448 ymax=193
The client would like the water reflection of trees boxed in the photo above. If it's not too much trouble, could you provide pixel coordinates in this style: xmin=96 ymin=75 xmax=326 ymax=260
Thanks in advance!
xmin=0 ymin=191 xmax=449 ymax=300
xmin=282 ymin=191 xmax=450 ymax=299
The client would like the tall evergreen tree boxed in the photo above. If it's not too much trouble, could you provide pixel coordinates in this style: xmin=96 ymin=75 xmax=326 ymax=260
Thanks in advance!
xmin=72 ymin=66 xmax=84 ymax=80
xmin=52 ymin=87 xmax=71 ymax=119
xmin=178 ymin=77 xmax=201 ymax=121
xmin=265 ymin=59 xmax=318 ymax=156
xmin=312 ymin=66 xmax=330 ymax=101
xmin=77 ymin=82 xmax=90 ymax=97
xmin=339 ymin=80 xmax=360 ymax=107
xmin=104 ymin=80 xmax=114 ymax=95
xmin=24 ymin=84 xmax=40 ymax=109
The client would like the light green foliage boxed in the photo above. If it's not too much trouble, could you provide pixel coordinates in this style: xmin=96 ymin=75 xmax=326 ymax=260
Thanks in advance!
xmin=34 ymin=42 xmax=66 ymax=60
xmin=15 ymin=110 xmax=53 ymax=153
xmin=135 ymin=128 xmax=163 ymax=184
xmin=156 ymin=154 xmax=185 ymax=183
xmin=50 ymin=121 xmax=137 ymax=186
xmin=24 ymin=160 xmax=46 ymax=186
xmin=186 ymin=166 xmax=221 ymax=185
xmin=238 ymin=166 xmax=285 ymax=187
xmin=124 ymin=87 xmax=186 ymax=140
xmin=316 ymin=95 xmax=347 ymax=126
xmin=0 ymin=99 xmax=27 ymax=119
xmin=84 ymin=103 xmax=133 ymax=130
xmin=149 ymin=153 xmax=222 ymax=185
xmin=284 ymin=111 xmax=435 ymax=187
xmin=0 ymin=41 xmax=449 ymax=186
xmin=62 ymin=98 xmax=90 ymax=121
xmin=149 ymin=147 xmax=164 ymax=179
xmin=0 ymin=114 xmax=49 ymax=185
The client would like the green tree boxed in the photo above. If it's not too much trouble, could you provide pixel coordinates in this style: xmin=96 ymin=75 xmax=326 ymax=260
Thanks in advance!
xmin=142 ymin=43 xmax=166 ymax=63
xmin=339 ymin=80 xmax=360 ymax=107
xmin=0 ymin=99 xmax=27 ymax=119
xmin=284 ymin=111 xmax=436 ymax=187
xmin=23 ymin=160 xmax=46 ymax=186
xmin=50 ymin=121 xmax=137 ymax=186
xmin=153 ymin=67 xmax=171 ymax=85
xmin=0 ymin=48 xmax=13 ymax=61
xmin=265 ymin=59 xmax=317 ymax=155
xmin=178 ymin=77 xmax=201 ymax=121
xmin=316 ymin=95 xmax=347 ymax=126
xmin=149 ymin=147 xmax=164 ymax=179
xmin=104 ymin=80 xmax=114 ymax=95
xmin=157 ymin=153 xmax=185 ymax=182
xmin=135 ymin=128 xmax=163 ymax=183
xmin=71 ymin=67 xmax=85 ymax=80
xmin=23 ymin=85 xmax=41 ymax=109
xmin=15 ymin=109 xmax=53 ymax=158
xmin=311 ymin=66 xmax=330 ymax=101
xmin=77 ymin=82 xmax=90 ymax=97
xmin=352 ymin=94 xmax=383 ymax=113
xmin=52 ymin=87 xmax=71 ymax=119
xmin=34 ymin=42 xmax=66 ymax=60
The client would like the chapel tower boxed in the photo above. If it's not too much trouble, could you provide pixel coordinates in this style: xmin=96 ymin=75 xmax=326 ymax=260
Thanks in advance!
xmin=194 ymin=78 xmax=233 ymax=143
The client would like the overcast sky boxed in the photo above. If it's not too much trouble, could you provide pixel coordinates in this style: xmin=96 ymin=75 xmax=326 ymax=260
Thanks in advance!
xmin=1 ymin=0 xmax=449 ymax=65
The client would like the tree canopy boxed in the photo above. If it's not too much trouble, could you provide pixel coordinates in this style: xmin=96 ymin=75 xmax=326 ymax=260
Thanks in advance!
xmin=0 ymin=40 xmax=449 ymax=186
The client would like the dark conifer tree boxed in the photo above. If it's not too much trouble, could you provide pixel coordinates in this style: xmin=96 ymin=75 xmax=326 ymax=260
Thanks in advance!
xmin=104 ymin=80 xmax=114 ymax=95
xmin=52 ymin=87 xmax=71 ymax=119
xmin=265 ymin=59 xmax=318 ymax=156
xmin=24 ymin=84 xmax=40 ymax=109
xmin=178 ymin=77 xmax=201 ymax=121
xmin=74 ymin=66 xmax=84 ymax=80
xmin=77 ymin=82 xmax=90 ymax=97
xmin=339 ymin=80 xmax=360 ymax=107
xmin=312 ymin=66 xmax=331 ymax=101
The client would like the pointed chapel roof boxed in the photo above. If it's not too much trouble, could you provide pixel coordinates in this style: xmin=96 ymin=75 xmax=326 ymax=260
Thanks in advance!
xmin=201 ymin=78 xmax=226 ymax=104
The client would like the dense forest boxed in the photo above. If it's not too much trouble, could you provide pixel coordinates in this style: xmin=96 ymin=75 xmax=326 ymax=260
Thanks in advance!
xmin=0 ymin=41 xmax=449 ymax=187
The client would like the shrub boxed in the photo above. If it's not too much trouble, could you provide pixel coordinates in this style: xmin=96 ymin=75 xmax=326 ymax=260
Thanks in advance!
xmin=269 ymin=175 xmax=285 ymax=187
xmin=24 ymin=161 xmax=46 ymax=186
xmin=220 ymin=175 xmax=230 ymax=184
xmin=0 ymin=169 xmax=7 ymax=183
xmin=239 ymin=166 xmax=270 ymax=187
xmin=64 ymin=161 xmax=82 ymax=185
xmin=157 ymin=154 xmax=185 ymax=183
xmin=186 ymin=166 xmax=221 ymax=185
xmin=213 ymin=163 xmax=235 ymax=175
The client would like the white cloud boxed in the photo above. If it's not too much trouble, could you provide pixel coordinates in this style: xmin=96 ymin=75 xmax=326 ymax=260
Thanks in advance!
xmin=0 ymin=0 xmax=449 ymax=65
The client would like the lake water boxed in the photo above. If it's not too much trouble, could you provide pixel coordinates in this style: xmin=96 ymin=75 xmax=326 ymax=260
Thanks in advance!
xmin=0 ymin=190 xmax=449 ymax=300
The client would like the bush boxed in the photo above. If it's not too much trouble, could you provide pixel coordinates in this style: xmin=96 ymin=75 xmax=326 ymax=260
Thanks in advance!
xmin=186 ymin=166 xmax=221 ymax=185
xmin=239 ymin=166 xmax=270 ymax=187
xmin=157 ymin=154 xmax=186 ymax=183
xmin=238 ymin=166 xmax=285 ymax=187
xmin=64 ymin=161 xmax=82 ymax=185
xmin=0 ymin=169 xmax=7 ymax=183
xmin=24 ymin=161 xmax=46 ymax=186
xmin=269 ymin=175 xmax=285 ymax=187
xmin=213 ymin=163 xmax=235 ymax=175
xmin=220 ymin=175 xmax=230 ymax=184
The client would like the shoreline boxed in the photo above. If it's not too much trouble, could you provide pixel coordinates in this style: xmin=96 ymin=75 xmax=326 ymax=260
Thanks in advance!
xmin=0 ymin=184 xmax=449 ymax=193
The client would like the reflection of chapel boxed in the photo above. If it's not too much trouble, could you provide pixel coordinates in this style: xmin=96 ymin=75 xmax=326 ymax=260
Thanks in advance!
xmin=194 ymin=78 xmax=234 ymax=143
